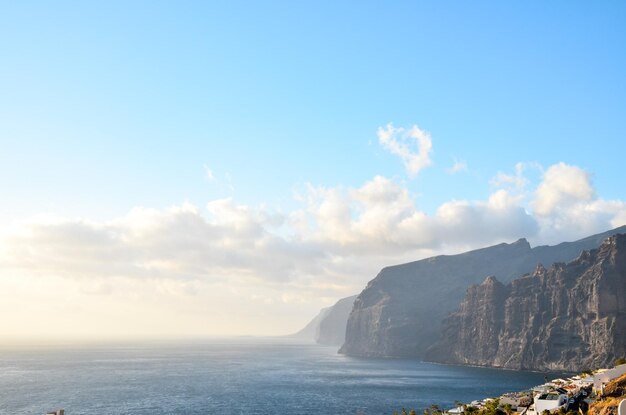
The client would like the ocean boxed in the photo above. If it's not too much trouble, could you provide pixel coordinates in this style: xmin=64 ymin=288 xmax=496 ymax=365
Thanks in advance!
xmin=0 ymin=338 xmax=554 ymax=415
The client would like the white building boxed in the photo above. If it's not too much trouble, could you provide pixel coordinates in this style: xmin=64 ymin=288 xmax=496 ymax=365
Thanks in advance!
xmin=533 ymin=392 xmax=568 ymax=414
xmin=572 ymin=376 xmax=594 ymax=388
xmin=594 ymin=364 xmax=626 ymax=394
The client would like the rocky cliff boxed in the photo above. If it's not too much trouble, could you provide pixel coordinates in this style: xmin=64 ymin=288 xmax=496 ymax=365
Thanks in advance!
xmin=292 ymin=295 xmax=357 ymax=346
xmin=291 ymin=306 xmax=331 ymax=341
xmin=340 ymin=225 xmax=626 ymax=358
xmin=317 ymin=295 xmax=358 ymax=345
xmin=425 ymin=234 xmax=626 ymax=371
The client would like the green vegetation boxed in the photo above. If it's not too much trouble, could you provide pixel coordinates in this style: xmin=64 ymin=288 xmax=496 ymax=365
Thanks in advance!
xmin=395 ymin=399 xmax=506 ymax=415
xmin=477 ymin=399 xmax=501 ymax=415
xmin=615 ymin=357 xmax=626 ymax=366
xmin=393 ymin=404 xmax=445 ymax=415
xmin=556 ymin=407 xmax=578 ymax=415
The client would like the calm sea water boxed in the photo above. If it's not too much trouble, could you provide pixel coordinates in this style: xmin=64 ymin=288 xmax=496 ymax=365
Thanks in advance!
xmin=0 ymin=338 xmax=555 ymax=415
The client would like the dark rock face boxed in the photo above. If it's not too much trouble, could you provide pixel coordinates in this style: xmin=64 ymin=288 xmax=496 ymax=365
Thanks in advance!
xmin=339 ymin=225 xmax=626 ymax=358
xmin=434 ymin=275 xmax=509 ymax=364
xmin=426 ymin=234 xmax=626 ymax=371
xmin=292 ymin=295 xmax=357 ymax=346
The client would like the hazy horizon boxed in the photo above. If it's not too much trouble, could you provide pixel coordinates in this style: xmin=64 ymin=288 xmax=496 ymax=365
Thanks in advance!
xmin=1 ymin=1 xmax=626 ymax=340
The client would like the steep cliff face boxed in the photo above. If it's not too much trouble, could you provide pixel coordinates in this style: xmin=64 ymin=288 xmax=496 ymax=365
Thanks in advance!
xmin=340 ymin=238 xmax=536 ymax=357
xmin=431 ymin=275 xmax=509 ymax=364
xmin=317 ymin=295 xmax=358 ymax=346
xmin=292 ymin=295 xmax=357 ymax=346
xmin=291 ymin=306 xmax=331 ymax=341
xmin=426 ymin=234 xmax=626 ymax=371
xmin=340 ymin=225 xmax=626 ymax=358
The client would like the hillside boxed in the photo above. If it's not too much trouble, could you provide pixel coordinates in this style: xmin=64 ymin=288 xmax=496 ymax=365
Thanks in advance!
xmin=589 ymin=373 xmax=626 ymax=415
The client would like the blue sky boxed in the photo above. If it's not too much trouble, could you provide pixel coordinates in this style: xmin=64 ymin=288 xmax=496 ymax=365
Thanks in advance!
xmin=1 ymin=2 xmax=625 ymax=337
xmin=2 ymin=1 xmax=625 ymax=220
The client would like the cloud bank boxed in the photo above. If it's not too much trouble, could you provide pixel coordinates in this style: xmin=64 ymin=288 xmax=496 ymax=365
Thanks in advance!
xmin=1 ymin=121 xmax=625 ymax=337
xmin=3 ymin=162 xmax=625 ymax=299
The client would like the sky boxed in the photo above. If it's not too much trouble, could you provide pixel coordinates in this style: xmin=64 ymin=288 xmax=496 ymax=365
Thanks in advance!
xmin=0 ymin=1 xmax=625 ymax=340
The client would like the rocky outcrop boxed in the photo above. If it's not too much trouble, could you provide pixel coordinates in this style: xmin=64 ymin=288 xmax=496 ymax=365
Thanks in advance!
xmin=340 ymin=225 xmax=626 ymax=358
xmin=430 ymin=275 xmax=509 ymax=364
xmin=425 ymin=234 xmax=626 ymax=371
xmin=292 ymin=295 xmax=357 ymax=346
xmin=601 ymin=372 xmax=626 ymax=398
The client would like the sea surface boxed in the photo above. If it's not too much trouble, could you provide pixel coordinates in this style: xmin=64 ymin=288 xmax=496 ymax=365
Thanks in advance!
xmin=0 ymin=338 xmax=557 ymax=415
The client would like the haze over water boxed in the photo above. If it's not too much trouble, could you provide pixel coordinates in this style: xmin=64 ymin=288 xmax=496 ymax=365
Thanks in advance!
xmin=0 ymin=338 xmax=556 ymax=415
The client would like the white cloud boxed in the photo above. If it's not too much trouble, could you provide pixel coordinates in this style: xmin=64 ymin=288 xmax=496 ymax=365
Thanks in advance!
xmin=485 ymin=161 xmax=626 ymax=244
xmin=289 ymin=175 xmax=540 ymax=255
xmin=3 ymin=163 xmax=624 ymax=291
xmin=447 ymin=158 xmax=467 ymax=174
xmin=378 ymin=123 xmax=433 ymax=177
xmin=524 ymin=162 xmax=626 ymax=243
xmin=490 ymin=162 xmax=544 ymax=194
xmin=532 ymin=162 xmax=594 ymax=216
xmin=204 ymin=165 xmax=215 ymax=181
xmin=432 ymin=191 xmax=538 ymax=247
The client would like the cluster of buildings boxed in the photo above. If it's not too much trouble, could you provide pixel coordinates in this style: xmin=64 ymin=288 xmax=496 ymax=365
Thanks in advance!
xmin=446 ymin=364 xmax=626 ymax=415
